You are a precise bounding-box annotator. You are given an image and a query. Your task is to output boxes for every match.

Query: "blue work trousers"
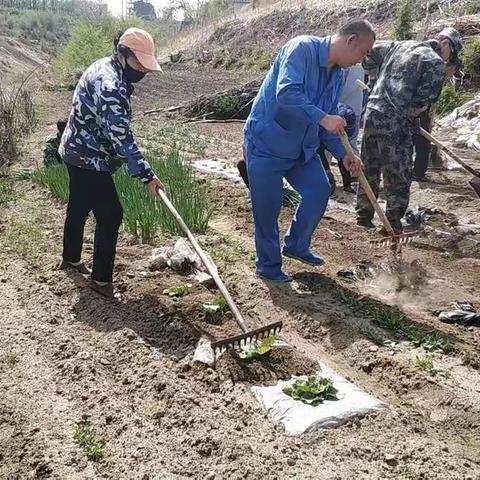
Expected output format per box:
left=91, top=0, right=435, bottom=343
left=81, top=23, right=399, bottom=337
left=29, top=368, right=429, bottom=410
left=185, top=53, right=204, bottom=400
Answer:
left=245, top=143, right=330, bottom=278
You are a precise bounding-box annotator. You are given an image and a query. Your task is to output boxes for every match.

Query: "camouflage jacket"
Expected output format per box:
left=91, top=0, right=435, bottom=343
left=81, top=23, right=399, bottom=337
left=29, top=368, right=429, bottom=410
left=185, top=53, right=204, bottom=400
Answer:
left=60, top=56, right=153, bottom=183
left=362, top=40, right=445, bottom=122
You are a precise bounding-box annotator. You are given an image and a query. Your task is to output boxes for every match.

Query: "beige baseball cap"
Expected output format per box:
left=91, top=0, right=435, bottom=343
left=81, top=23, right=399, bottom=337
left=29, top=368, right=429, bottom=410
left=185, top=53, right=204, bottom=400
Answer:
left=119, top=28, right=161, bottom=72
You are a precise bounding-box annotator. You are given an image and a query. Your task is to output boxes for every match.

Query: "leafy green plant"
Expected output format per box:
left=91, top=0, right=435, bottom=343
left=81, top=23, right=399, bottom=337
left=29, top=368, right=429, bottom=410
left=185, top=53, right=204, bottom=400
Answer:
left=336, top=289, right=455, bottom=353
left=415, top=354, right=436, bottom=374
left=203, top=297, right=227, bottom=321
left=32, top=163, right=69, bottom=202
left=239, top=335, right=277, bottom=360
left=74, top=421, right=105, bottom=463
left=163, top=284, right=190, bottom=297
left=394, top=0, right=414, bottom=40
left=436, top=85, right=474, bottom=116
left=283, top=374, right=339, bottom=406
left=462, top=38, right=480, bottom=78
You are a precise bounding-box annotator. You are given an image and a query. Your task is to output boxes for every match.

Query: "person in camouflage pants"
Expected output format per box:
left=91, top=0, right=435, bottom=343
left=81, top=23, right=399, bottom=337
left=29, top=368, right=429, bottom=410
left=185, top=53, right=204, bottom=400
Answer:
left=357, top=28, right=463, bottom=232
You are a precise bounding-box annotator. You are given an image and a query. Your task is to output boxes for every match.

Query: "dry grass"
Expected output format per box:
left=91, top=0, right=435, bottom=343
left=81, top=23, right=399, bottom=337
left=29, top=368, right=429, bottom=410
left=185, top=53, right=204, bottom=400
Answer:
left=0, top=75, right=36, bottom=167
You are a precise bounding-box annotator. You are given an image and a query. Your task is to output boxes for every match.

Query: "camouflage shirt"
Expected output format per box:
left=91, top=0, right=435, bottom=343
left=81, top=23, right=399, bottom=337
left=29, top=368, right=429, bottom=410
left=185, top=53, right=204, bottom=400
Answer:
left=362, top=40, right=445, bottom=121
left=60, top=56, right=153, bottom=183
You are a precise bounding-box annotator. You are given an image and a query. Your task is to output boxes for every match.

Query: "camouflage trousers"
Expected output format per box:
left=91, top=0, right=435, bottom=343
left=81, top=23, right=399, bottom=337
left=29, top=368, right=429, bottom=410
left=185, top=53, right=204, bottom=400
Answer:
left=356, top=109, right=414, bottom=231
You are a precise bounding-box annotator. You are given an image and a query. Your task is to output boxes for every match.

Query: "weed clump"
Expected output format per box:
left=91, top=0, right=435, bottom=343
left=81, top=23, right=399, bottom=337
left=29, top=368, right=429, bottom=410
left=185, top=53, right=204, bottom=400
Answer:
left=74, top=421, right=105, bottom=463
left=437, top=85, right=475, bottom=116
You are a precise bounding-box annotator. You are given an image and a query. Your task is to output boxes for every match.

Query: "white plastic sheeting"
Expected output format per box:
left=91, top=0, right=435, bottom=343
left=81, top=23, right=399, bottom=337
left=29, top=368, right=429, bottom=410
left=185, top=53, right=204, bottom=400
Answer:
left=251, top=364, right=386, bottom=435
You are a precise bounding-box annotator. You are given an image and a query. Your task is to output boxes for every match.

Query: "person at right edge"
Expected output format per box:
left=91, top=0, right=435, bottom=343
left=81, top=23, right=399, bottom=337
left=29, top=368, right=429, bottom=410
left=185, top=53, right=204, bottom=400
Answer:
left=356, top=27, right=463, bottom=233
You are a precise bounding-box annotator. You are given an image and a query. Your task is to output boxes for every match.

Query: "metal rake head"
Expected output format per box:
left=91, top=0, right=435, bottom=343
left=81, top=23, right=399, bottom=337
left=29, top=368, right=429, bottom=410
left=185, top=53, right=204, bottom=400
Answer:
left=370, top=231, right=420, bottom=249
left=211, top=321, right=283, bottom=356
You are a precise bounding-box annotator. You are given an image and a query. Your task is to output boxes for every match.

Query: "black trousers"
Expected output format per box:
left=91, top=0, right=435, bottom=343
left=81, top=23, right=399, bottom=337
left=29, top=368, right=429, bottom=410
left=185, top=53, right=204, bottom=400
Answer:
left=412, top=110, right=432, bottom=179
left=63, top=163, right=123, bottom=283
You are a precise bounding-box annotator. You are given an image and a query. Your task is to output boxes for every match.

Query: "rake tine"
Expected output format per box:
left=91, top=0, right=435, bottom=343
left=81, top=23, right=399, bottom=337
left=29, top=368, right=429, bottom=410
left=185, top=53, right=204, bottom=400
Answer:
left=211, top=321, right=283, bottom=354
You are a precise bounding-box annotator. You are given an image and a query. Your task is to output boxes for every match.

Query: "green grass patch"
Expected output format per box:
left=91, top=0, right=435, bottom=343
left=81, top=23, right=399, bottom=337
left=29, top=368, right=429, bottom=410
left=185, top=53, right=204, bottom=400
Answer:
left=74, top=421, right=105, bottom=463
left=5, top=219, right=45, bottom=261
left=32, top=163, right=69, bottom=202
left=394, top=0, right=414, bottom=40
left=336, top=289, right=455, bottom=353
left=200, top=234, right=250, bottom=264
left=0, top=9, right=72, bottom=55
left=0, top=171, right=16, bottom=206
left=33, top=147, right=212, bottom=243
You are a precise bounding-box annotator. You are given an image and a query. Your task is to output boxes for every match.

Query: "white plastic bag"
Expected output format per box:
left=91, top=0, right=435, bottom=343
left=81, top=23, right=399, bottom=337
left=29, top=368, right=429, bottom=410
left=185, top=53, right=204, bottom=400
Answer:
left=251, top=363, right=386, bottom=435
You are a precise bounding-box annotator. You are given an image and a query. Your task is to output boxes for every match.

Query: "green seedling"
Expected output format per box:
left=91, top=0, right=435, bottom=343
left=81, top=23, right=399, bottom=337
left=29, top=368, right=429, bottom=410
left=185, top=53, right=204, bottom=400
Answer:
left=163, top=284, right=190, bottom=297
left=239, top=335, right=277, bottom=360
left=415, top=355, right=437, bottom=375
left=203, top=297, right=227, bottom=321
left=283, top=374, right=339, bottom=406
left=74, top=421, right=105, bottom=463
left=415, top=355, right=452, bottom=379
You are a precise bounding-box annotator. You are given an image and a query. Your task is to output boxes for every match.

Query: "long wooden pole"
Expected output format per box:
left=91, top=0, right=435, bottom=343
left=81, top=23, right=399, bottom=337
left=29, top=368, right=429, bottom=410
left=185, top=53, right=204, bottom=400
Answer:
left=156, top=188, right=249, bottom=333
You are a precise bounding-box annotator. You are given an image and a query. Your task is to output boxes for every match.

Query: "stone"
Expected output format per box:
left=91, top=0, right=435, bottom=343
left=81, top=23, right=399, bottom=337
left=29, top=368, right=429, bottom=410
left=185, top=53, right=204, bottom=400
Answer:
left=384, top=454, right=397, bottom=466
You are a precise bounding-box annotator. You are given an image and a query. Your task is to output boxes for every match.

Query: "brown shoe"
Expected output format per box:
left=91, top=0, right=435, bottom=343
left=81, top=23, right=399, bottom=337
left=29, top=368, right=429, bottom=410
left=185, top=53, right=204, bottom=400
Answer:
left=59, top=260, right=91, bottom=275
left=88, top=280, right=117, bottom=299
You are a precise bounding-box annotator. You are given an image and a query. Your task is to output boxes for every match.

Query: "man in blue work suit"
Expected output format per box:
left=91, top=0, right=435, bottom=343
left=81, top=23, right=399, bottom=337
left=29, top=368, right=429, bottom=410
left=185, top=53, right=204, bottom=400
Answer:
left=244, top=20, right=375, bottom=282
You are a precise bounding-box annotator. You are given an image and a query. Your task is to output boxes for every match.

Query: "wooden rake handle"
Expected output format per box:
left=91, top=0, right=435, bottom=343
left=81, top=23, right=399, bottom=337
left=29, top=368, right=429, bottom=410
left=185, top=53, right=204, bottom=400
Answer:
left=419, top=128, right=480, bottom=178
left=156, top=188, right=249, bottom=333
left=338, top=131, right=396, bottom=237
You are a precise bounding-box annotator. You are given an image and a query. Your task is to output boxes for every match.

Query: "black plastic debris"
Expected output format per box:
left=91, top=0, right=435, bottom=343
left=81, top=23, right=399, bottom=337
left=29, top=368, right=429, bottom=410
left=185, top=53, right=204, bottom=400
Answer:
left=404, top=206, right=443, bottom=227
left=438, top=302, right=480, bottom=326
left=337, top=260, right=377, bottom=282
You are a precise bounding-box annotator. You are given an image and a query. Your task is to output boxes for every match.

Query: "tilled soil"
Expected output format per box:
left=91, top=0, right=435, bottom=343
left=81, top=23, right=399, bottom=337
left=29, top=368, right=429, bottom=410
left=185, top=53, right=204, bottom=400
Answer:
left=1, top=64, right=480, bottom=480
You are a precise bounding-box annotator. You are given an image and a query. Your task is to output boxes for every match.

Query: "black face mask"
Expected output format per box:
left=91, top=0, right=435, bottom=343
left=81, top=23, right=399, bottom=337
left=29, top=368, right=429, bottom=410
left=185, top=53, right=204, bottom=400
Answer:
left=123, top=62, right=146, bottom=83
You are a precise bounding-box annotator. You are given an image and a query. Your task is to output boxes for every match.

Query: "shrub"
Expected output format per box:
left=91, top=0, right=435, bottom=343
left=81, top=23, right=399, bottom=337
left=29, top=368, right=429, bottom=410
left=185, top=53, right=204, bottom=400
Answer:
left=462, top=38, right=480, bottom=78
left=0, top=82, right=36, bottom=167
left=213, top=95, right=242, bottom=118
left=394, top=0, right=414, bottom=41
left=436, top=84, right=474, bottom=116
left=56, top=15, right=163, bottom=76
left=464, top=0, right=480, bottom=14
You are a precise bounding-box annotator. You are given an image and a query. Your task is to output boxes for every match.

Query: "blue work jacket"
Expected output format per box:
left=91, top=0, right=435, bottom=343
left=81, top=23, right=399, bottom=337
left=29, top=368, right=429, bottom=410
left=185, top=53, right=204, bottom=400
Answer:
left=244, top=35, right=346, bottom=162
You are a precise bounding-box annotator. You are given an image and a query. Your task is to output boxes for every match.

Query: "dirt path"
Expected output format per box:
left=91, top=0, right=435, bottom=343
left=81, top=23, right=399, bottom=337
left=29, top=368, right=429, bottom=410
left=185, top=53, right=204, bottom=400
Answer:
left=1, top=64, right=480, bottom=479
